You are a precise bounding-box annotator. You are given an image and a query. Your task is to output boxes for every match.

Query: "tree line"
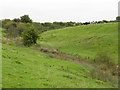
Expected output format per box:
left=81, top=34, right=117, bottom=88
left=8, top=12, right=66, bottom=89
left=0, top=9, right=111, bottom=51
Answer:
left=1, top=15, right=118, bottom=46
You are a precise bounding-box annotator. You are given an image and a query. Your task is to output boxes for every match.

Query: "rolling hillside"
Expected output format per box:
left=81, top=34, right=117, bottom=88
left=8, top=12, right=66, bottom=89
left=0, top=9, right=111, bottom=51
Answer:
left=39, top=23, right=118, bottom=65
left=2, top=44, right=113, bottom=88
left=2, top=23, right=118, bottom=88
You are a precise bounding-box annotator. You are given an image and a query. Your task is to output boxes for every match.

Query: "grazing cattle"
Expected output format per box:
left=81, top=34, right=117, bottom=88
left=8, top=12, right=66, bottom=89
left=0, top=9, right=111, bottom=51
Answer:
left=90, top=21, right=96, bottom=24
left=82, top=20, right=109, bottom=25
left=90, top=21, right=100, bottom=24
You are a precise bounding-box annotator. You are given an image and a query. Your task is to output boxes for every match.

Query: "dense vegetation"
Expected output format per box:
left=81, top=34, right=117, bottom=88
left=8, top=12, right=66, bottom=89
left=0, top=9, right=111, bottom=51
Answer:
left=2, top=15, right=82, bottom=38
left=2, top=15, right=116, bottom=38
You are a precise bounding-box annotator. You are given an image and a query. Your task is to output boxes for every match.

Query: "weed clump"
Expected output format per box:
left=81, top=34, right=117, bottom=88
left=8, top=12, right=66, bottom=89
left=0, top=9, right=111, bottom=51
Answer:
left=94, top=51, right=113, bottom=65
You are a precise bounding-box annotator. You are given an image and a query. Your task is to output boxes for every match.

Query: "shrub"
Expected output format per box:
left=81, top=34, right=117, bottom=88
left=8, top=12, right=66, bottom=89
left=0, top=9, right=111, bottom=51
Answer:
left=2, top=19, right=11, bottom=28
left=3, top=21, right=18, bottom=37
left=16, top=23, right=28, bottom=36
left=22, top=27, right=39, bottom=46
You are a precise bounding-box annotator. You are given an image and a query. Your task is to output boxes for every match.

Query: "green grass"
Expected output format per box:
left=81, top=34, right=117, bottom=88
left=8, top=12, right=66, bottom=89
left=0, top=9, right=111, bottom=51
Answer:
left=2, top=23, right=118, bottom=88
left=2, top=44, right=114, bottom=88
left=0, top=28, right=2, bottom=89
left=39, top=23, right=118, bottom=64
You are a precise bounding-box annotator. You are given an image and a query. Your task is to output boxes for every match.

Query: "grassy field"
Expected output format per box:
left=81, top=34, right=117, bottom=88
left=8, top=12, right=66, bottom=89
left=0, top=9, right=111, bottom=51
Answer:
left=2, top=44, right=114, bottom=88
left=39, top=23, right=118, bottom=65
left=0, top=28, right=2, bottom=89
left=2, top=23, right=118, bottom=88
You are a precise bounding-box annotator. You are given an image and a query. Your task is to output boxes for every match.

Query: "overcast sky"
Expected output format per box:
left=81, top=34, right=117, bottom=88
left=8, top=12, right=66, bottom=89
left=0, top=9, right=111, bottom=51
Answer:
left=0, top=0, right=119, bottom=22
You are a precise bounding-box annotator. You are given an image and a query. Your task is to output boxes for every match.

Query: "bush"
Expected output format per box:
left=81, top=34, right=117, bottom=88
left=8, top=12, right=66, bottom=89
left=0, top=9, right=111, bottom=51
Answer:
left=3, top=21, right=19, bottom=37
left=16, top=23, right=29, bottom=36
left=22, top=27, right=39, bottom=46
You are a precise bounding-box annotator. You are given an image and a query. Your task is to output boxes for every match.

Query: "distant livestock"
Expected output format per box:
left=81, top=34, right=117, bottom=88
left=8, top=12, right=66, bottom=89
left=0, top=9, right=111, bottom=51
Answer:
left=83, top=20, right=109, bottom=25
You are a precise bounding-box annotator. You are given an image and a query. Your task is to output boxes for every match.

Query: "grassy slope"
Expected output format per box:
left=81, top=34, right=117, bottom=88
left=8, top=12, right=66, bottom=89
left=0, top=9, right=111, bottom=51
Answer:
left=0, top=28, right=2, bottom=89
left=2, top=44, right=113, bottom=88
left=39, top=23, right=118, bottom=64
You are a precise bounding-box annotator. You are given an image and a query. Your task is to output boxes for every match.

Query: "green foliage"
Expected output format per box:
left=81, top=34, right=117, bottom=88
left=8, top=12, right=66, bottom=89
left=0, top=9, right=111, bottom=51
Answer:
left=20, top=15, right=32, bottom=23
left=0, top=20, right=2, bottom=28
left=13, top=18, right=21, bottom=22
left=2, top=18, right=82, bottom=38
left=2, top=19, right=31, bottom=37
left=102, top=20, right=109, bottom=23
left=116, top=16, right=120, bottom=21
left=2, top=19, right=11, bottom=28
left=66, top=21, right=75, bottom=26
left=2, top=15, right=115, bottom=39
left=22, top=27, right=39, bottom=46
left=32, top=22, right=45, bottom=33
left=16, top=23, right=27, bottom=36
left=3, top=21, right=18, bottom=37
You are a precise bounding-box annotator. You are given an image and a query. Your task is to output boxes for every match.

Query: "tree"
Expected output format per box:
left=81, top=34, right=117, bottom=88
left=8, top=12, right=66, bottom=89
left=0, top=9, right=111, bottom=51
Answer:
left=13, top=18, right=21, bottom=22
left=20, top=15, right=32, bottom=23
left=22, top=27, right=39, bottom=46
left=102, top=20, right=109, bottom=23
left=116, top=16, right=120, bottom=21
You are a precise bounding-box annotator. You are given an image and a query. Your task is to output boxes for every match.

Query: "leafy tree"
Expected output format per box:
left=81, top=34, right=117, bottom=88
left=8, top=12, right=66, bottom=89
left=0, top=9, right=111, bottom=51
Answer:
left=116, top=16, right=120, bottom=21
left=22, top=27, right=39, bottom=46
left=20, top=15, right=32, bottom=23
left=13, top=18, right=21, bottom=22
